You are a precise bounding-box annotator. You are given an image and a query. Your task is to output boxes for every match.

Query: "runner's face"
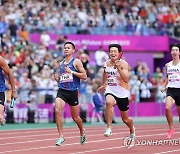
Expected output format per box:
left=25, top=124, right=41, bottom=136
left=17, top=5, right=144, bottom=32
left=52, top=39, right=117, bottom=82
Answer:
left=171, top=46, right=180, bottom=59
left=63, top=44, right=74, bottom=56
left=109, top=47, right=119, bottom=61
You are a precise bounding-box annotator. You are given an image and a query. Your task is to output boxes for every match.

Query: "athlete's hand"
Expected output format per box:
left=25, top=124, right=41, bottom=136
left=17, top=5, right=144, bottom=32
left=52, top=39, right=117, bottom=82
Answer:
left=97, top=85, right=106, bottom=93
left=53, top=73, right=60, bottom=81
left=11, top=91, right=17, bottom=99
left=114, top=60, right=123, bottom=70
left=161, top=87, right=167, bottom=93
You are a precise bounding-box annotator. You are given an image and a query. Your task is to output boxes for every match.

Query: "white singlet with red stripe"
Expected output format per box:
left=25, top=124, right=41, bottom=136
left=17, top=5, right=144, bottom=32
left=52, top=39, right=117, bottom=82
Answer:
left=167, top=61, right=180, bottom=88
left=104, top=60, right=130, bottom=98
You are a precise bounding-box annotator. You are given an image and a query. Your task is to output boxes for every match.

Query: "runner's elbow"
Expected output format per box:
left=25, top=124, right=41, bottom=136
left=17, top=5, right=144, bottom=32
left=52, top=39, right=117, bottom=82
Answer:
left=82, top=74, right=87, bottom=80
left=123, top=78, right=129, bottom=83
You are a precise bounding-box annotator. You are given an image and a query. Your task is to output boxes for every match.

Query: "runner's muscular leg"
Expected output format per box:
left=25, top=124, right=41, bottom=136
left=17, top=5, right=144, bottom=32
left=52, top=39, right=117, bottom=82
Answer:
left=105, top=95, right=116, bottom=129
left=120, top=110, right=134, bottom=134
left=166, top=96, right=175, bottom=130
left=70, top=105, right=84, bottom=136
left=176, top=106, right=180, bottom=123
left=55, top=98, right=65, bottom=137
left=0, top=104, right=4, bottom=122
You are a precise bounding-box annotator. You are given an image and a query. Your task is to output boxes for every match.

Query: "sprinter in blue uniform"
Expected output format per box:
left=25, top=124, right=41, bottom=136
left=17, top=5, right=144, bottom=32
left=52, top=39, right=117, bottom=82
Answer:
left=0, top=56, right=17, bottom=126
left=53, top=42, right=87, bottom=146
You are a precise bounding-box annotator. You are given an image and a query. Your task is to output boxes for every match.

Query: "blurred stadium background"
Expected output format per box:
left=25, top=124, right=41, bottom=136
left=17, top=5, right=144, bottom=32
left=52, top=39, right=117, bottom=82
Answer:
left=0, top=0, right=179, bottom=124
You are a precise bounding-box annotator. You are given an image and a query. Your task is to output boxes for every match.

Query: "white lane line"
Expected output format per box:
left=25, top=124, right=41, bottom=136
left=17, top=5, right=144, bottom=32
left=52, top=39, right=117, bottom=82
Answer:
left=1, top=124, right=178, bottom=140
left=0, top=127, right=83, bottom=135
left=0, top=123, right=177, bottom=136
left=0, top=128, right=113, bottom=140
left=1, top=131, right=180, bottom=153
left=0, top=127, right=109, bottom=139
left=71, top=137, right=180, bottom=154
left=0, top=128, right=166, bottom=146
left=0, top=123, right=171, bottom=133
left=1, top=127, right=180, bottom=145
left=0, top=126, right=178, bottom=142
left=71, top=146, right=123, bottom=154
left=154, top=148, right=180, bottom=154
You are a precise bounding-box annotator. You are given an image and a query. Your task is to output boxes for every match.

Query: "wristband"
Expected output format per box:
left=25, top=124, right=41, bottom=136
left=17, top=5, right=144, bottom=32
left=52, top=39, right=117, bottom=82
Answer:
left=71, top=70, right=74, bottom=74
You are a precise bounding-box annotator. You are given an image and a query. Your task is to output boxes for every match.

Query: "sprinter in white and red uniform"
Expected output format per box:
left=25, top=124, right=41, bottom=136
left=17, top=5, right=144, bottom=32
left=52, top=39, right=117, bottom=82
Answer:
left=98, top=44, right=135, bottom=141
left=161, top=43, right=180, bottom=139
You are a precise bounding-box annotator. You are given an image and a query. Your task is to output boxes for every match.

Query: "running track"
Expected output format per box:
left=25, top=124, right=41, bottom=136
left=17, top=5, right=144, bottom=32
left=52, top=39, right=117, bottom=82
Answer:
left=0, top=123, right=180, bottom=154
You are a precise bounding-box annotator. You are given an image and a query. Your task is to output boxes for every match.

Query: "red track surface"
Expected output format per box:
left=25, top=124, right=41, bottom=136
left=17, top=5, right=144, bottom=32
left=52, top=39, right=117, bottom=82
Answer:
left=0, top=124, right=180, bottom=154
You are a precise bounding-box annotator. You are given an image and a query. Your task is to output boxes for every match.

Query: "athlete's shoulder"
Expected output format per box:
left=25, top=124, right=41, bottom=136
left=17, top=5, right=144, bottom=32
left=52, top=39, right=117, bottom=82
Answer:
left=0, top=56, right=6, bottom=64
left=120, top=59, right=128, bottom=66
left=74, top=58, right=82, bottom=64
left=0, top=56, right=4, bottom=60
left=74, top=58, right=84, bottom=67
left=165, top=61, right=172, bottom=67
left=103, top=60, right=110, bottom=67
left=59, top=59, right=64, bottom=66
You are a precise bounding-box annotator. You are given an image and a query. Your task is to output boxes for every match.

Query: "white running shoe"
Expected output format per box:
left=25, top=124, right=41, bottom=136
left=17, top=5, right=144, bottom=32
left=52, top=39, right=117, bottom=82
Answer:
left=0, top=118, right=6, bottom=126
left=104, top=128, right=112, bottom=137
left=55, top=137, right=65, bottom=146
left=129, top=126, right=136, bottom=141
left=80, top=129, right=86, bottom=145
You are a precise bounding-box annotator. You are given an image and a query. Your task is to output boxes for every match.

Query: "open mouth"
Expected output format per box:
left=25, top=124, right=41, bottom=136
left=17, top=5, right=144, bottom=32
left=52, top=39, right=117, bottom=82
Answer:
left=111, top=55, right=116, bottom=58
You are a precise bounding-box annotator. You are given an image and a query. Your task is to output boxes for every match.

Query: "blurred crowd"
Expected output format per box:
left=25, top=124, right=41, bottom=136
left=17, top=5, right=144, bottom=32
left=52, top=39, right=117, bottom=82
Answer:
left=0, top=0, right=179, bottom=36
left=0, top=0, right=173, bottom=112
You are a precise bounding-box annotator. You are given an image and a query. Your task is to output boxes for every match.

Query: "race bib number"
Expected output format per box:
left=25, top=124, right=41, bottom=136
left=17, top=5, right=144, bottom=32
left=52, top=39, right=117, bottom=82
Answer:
left=107, top=78, right=117, bottom=86
left=60, top=73, right=73, bottom=83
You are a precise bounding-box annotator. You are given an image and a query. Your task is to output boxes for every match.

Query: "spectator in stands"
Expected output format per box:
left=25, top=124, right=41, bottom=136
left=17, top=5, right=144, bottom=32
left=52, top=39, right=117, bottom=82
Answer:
left=0, top=16, right=7, bottom=46
left=153, top=67, right=163, bottom=79
left=55, top=35, right=67, bottom=57
left=156, top=76, right=166, bottom=103
left=79, top=79, right=87, bottom=112
left=174, top=18, right=180, bottom=37
left=0, top=0, right=179, bottom=36
left=78, top=51, right=90, bottom=71
left=129, top=75, right=141, bottom=103
left=85, top=77, right=93, bottom=104
left=19, top=25, right=29, bottom=45
left=91, top=84, right=105, bottom=124
left=8, top=19, right=18, bottom=44
left=40, top=31, right=50, bottom=50
left=139, top=78, right=152, bottom=102
left=133, top=59, right=142, bottom=75
left=19, top=72, right=32, bottom=104
left=137, top=62, right=150, bottom=80
left=95, top=46, right=109, bottom=73
left=150, top=76, right=158, bottom=102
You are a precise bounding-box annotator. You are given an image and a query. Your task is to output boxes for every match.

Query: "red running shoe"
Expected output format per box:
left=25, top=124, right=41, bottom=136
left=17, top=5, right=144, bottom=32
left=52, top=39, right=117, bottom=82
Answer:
left=167, top=129, right=174, bottom=139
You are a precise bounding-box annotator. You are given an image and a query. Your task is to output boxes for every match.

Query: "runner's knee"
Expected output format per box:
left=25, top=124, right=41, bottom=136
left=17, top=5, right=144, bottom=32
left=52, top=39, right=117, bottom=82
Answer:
left=72, top=116, right=80, bottom=122
left=122, top=118, right=130, bottom=124
left=55, top=108, right=62, bottom=115
left=106, top=101, right=114, bottom=108
left=166, top=106, right=172, bottom=111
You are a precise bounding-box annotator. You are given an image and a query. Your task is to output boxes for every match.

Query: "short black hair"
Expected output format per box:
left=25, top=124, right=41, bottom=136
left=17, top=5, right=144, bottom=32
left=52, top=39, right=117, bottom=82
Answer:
left=170, top=43, right=180, bottom=51
left=109, top=44, right=122, bottom=52
left=64, top=41, right=75, bottom=49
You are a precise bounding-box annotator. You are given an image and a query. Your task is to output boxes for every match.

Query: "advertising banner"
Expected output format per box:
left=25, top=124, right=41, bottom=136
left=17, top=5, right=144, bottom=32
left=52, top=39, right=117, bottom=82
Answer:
left=30, top=34, right=169, bottom=52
